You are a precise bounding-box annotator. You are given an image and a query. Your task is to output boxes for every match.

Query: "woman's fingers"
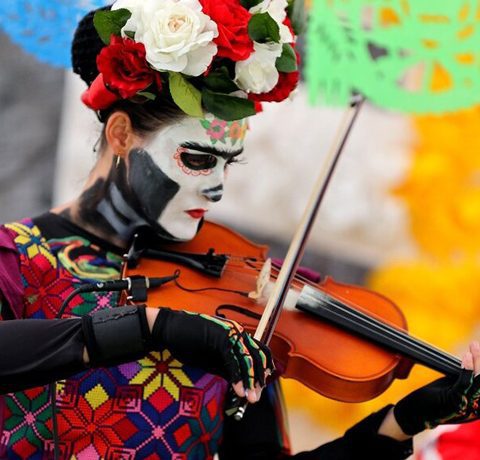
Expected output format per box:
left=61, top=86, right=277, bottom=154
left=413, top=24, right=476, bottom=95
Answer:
left=462, top=351, right=474, bottom=371
left=232, top=381, right=245, bottom=398
left=231, top=381, right=261, bottom=403
left=469, top=341, right=480, bottom=376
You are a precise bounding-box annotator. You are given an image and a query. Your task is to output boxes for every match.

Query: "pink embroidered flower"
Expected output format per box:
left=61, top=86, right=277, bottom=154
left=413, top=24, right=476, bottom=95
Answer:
left=206, top=119, right=227, bottom=140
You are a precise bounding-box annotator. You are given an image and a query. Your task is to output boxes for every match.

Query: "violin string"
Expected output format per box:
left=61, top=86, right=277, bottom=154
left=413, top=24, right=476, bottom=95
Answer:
left=325, top=299, right=460, bottom=374
left=325, top=294, right=460, bottom=369
left=309, top=288, right=459, bottom=369
left=316, top=293, right=461, bottom=373
left=226, top=257, right=319, bottom=288
left=312, top=287, right=460, bottom=367
left=269, top=266, right=318, bottom=288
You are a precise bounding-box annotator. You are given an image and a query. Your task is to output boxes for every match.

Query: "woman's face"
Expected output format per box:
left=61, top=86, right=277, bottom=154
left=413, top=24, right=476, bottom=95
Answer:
left=128, top=115, right=248, bottom=240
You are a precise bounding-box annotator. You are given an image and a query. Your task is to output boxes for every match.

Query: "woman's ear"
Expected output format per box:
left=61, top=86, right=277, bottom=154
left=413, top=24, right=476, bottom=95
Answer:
left=104, top=112, right=138, bottom=159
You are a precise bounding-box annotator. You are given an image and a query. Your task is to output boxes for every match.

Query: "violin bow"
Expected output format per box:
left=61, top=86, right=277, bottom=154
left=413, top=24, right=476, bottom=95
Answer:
left=228, top=95, right=364, bottom=420
left=255, top=94, right=365, bottom=345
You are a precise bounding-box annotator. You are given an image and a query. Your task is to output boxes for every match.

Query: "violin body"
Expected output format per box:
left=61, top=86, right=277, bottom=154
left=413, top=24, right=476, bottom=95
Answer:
left=122, top=221, right=415, bottom=403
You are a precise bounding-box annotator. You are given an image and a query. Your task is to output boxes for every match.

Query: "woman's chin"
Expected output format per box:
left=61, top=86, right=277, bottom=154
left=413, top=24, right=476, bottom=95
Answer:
left=160, top=219, right=201, bottom=242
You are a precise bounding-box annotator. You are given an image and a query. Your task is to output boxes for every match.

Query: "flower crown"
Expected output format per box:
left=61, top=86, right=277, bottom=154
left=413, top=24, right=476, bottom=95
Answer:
left=81, top=0, right=303, bottom=121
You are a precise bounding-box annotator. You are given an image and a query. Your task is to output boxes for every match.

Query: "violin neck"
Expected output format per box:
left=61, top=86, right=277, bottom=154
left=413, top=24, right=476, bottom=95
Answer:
left=296, top=285, right=462, bottom=376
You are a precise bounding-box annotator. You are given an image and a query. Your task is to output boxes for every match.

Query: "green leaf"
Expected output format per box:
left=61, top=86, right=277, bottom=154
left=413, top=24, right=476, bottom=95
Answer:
left=124, top=30, right=135, bottom=40
left=169, top=72, right=204, bottom=118
left=137, top=91, right=157, bottom=101
left=204, top=67, right=239, bottom=93
left=276, top=43, right=297, bottom=72
left=248, top=12, right=280, bottom=43
left=94, top=8, right=132, bottom=45
left=202, top=89, right=256, bottom=121
left=240, top=0, right=263, bottom=9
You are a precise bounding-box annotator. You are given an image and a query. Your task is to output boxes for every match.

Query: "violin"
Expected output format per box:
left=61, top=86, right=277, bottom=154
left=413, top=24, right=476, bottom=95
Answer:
left=121, top=220, right=462, bottom=403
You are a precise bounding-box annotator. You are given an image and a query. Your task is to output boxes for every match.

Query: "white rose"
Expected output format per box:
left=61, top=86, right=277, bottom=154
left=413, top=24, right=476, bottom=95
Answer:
left=115, top=0, right=218, bottom=76
left=250, top=0, right=293, bottom=43
left=235, top=42, right=282, bottom=94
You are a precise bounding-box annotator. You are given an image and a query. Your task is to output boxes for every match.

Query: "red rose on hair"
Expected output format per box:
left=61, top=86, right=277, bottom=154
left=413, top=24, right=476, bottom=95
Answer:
left=199, top=0, right=253, bottom=62
left=97, top=35, right=160, bottom=99
left=249, top=70, right=299, bottom=103
left=249, top=45, right=300, bottom=103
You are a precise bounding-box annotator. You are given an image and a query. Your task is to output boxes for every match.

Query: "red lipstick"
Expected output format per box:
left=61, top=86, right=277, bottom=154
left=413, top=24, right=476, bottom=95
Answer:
left=186, top=209, right=206, bottom=219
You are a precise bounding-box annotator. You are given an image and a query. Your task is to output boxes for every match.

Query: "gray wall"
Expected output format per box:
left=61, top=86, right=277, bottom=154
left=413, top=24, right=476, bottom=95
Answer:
left=0, top=32, right=64, bottom=222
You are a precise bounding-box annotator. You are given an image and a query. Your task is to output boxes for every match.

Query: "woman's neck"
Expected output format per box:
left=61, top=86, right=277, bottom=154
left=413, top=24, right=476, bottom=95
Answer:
left=51, top=156, right=147, bottom=249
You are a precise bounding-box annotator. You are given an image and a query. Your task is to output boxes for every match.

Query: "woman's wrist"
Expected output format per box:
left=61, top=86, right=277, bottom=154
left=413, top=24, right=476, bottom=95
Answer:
left=377, top=407, right=412, bottom=441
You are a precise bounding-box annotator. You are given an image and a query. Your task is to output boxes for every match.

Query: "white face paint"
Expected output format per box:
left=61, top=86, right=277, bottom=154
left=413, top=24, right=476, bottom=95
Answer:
left=139, top=115, right=248, bottom=241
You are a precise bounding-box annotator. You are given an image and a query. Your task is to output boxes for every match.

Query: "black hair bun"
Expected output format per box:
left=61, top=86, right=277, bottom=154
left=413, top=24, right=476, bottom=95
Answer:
left=71, top=6, right=111, bottom=86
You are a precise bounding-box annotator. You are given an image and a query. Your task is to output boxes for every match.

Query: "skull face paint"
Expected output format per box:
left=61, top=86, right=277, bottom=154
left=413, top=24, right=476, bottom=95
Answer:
left=130, top=115, right=248, bottom=241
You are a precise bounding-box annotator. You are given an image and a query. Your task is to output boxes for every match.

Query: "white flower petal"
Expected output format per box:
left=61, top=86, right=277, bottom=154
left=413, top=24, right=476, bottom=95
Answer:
left=235, top=43, right=280, bottom=93
left=182, top=43, right=218, bottom=75
left=114, top=0, right=218, bottom=75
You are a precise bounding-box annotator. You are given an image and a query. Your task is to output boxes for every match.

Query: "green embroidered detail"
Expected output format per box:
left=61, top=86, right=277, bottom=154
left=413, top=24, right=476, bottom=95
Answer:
left=50, top=236, right=122, bottom=282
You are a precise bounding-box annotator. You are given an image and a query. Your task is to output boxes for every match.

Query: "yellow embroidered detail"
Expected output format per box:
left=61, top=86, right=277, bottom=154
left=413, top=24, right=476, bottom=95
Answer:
left=85, top=384, right=109, bottom=410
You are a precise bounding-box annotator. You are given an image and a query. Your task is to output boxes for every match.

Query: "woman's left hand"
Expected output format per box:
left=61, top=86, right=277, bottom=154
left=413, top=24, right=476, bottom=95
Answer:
left=390, top=341, right=480, bottom=437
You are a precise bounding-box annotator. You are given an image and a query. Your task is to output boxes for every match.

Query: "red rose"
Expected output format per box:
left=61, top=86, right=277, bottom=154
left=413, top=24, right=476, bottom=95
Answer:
left=199, top=0, right=254, bottom=62
left=97, top=35, right=159, bottom=99
left=253, top=100, right=263, bottom=113
left=249, top=70, right=299, bottom=103
left=249, top=45, right=300, bottom=103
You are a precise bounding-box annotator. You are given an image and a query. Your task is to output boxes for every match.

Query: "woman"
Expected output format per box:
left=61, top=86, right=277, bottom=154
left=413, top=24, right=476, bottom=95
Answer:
left=1, top=1, right=480, bottom=458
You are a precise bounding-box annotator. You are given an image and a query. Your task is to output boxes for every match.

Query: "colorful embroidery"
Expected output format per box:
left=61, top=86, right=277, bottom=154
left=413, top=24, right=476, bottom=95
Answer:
left=0, top=219, right=227, bottom=459
left=51, top=236, right=123, bottom=283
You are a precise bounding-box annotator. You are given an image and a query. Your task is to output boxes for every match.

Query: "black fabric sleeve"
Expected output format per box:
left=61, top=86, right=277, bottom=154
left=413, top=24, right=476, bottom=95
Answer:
left=0, top=317, right=86, bottom=394
left=219, top=386, right=285, bottom=459
left=220, top=396, right=413, bottom=460
left=290, top=405, right=413, bottom=460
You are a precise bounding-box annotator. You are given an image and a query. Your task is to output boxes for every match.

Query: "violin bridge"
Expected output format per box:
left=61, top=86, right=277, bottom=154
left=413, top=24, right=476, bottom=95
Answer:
left=248, top=258, right=271, bottom=300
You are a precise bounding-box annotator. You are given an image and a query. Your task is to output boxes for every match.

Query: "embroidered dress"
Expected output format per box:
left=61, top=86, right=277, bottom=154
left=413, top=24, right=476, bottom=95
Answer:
left=0, top=216, right=227, bottom=460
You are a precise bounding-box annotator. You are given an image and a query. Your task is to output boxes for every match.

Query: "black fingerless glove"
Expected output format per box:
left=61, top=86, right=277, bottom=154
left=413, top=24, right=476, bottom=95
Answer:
left=394, top=368, right=478, bottom=436
left=151, top=308, right=273, bottom=390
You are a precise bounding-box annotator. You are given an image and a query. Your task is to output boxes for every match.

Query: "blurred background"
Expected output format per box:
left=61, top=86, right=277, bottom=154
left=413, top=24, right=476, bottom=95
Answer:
left=3, top=1, right=480, bottom=458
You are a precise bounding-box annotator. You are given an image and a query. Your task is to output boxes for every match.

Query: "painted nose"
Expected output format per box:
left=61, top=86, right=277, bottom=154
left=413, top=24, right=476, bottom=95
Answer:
left=201, top=184, right=224, bottom=202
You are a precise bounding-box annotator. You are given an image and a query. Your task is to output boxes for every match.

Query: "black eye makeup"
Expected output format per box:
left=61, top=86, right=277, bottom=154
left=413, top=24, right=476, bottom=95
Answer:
left=180, top=151, right=217, bottom=171
left=225, top=157, right=241, bottom=167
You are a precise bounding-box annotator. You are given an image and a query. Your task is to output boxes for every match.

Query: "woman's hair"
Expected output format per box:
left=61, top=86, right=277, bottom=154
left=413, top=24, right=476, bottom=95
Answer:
left=71, top=7, right=185, bottom=148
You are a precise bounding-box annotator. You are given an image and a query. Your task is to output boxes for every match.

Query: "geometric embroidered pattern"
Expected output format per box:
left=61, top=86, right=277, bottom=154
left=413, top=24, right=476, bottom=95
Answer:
left=1, top=219, right=228, bottom=459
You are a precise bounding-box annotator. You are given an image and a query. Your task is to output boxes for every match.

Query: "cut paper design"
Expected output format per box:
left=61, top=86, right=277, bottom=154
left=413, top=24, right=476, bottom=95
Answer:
left=307, top=0, right=480, bottom=113
left=0, top=0, right=108, bottom=67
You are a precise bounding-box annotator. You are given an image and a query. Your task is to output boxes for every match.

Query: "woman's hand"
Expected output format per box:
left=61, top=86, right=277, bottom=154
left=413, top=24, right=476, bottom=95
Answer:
left=380, top=341, right=480, bottom=439
left=148, top=307, right=273, bottom=403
